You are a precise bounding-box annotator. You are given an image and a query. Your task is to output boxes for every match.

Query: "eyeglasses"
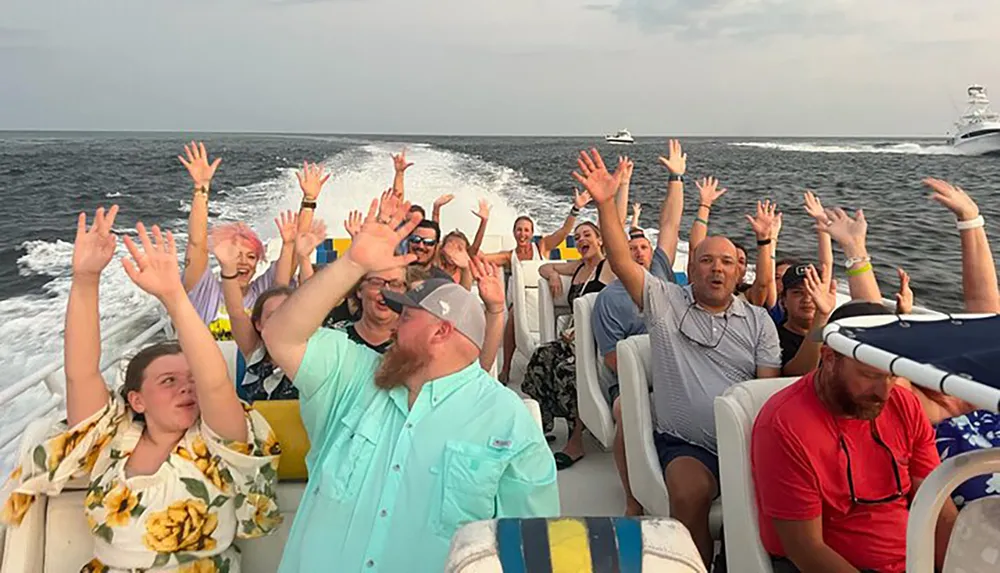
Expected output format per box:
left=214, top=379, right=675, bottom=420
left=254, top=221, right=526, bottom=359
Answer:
left=678, top=302, right=730, bottom=349
left=839, top=421, right=906, bottom=505
left=408, top=236, right=438, bottom=247
left=363, top=277, right=407, bottom=292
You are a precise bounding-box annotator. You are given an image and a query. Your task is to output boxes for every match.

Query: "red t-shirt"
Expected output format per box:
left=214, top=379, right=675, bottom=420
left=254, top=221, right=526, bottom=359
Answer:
left=751, top=372, right=939, bottom=572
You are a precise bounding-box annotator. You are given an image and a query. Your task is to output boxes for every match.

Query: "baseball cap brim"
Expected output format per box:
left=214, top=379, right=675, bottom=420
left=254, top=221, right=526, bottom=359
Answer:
left=807, top=300, right=894, bottom=342
left=381, top=289, right=421, bottom=314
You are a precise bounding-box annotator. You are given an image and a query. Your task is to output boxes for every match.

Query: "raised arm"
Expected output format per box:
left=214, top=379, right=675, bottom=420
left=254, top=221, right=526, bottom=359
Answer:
left=572, top=149, right=643, bottom=305
left=819, top=208, right=883, bottom=302
left=745, top=200, right=781, bottom=308
left=689, top=177, right=727, bottom=253
left=122, top=223, right=247, bottom=442
left=431, top=194, right=454, bottom=224
left=65, top=206, right=119, bottom=426
left=629, top=203, right=642, bottom=230
left=615, top=156, right=634, bottom=226
left=289, top=162, right=330, bottom=281
left=539, top=191, right=589, bottom=254
left=442, top=241, right=474, bottom=291
left=656, top=139, right=687, bottom=263
left=782, top=265, right=837, bottom=376
left=924, top=178, right=1000, bottom=313
left=391, top=149, right=414, bottom=200
left=273, top=210, right=298, bottom=287
left=262, top=196, right=420, bottom=379
left=467, top=200, right=490, bottom=256
left=214, top=238, right=261, bottom=359
left=803, top=191, right=834, bottom=271
left=471, top=257, right=505, bottom=371
left=179, top=142, right=221, bottom=292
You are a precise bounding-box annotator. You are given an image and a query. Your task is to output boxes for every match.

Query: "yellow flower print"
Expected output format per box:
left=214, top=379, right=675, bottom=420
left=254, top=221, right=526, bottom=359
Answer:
left=81, top=432, right=113, bottom=472
left=86, top=512, right=98, bottom=531
left=178, top=558, right=219, bottom=573
left=47, top=424, right=94, bottom=472
left=1, top=492, right=35, bottom=526
left=103, top=486, right=139, bottom=527
left=7, top=465, right=22, bottom=482
left=143, top=499, right=219, bottom=553
left=176, top=438, right=228, bottom=492
left=262, top=431, right=281, bottom=457
left=247, top=493, right=282, bottom=532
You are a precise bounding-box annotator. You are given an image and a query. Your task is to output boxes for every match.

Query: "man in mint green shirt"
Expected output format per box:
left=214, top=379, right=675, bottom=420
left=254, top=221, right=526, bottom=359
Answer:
left=262, top=198, right=559, bottom=573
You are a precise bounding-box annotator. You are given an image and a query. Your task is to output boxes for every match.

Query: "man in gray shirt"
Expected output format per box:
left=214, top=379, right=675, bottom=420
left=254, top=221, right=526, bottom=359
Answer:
left=573, top=146, right=781, bottom=568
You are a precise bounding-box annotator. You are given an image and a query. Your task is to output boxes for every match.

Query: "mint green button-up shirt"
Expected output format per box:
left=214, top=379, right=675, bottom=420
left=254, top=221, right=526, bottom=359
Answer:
left=277, top=328, right=559, bottom=573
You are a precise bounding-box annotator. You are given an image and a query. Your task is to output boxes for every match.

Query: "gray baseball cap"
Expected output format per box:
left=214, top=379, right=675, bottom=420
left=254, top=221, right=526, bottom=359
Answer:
left=381, top=278, right=486, bottom=349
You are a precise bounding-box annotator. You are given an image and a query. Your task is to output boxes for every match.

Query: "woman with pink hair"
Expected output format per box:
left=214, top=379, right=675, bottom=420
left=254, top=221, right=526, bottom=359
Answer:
left=179, top=142, right=327, bottom=340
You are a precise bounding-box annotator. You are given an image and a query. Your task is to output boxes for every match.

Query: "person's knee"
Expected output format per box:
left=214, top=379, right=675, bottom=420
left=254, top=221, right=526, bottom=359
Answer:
left=664, top=457, right=717, bottom=519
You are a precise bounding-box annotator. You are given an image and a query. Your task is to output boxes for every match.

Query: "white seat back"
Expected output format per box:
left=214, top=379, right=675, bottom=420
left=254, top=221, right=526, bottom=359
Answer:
left=713, top=376, right=799, bottom=573
left=617, top=335, right=670, bottom=517
left=477, top=235, right=507, bottom=255
left=537, top=276, right=571, bottom=345
left=522, top=398, right=543, bottom=430
left=510, top=259, right=546, bottom=360
left=574, top=293, right=614, bottom=449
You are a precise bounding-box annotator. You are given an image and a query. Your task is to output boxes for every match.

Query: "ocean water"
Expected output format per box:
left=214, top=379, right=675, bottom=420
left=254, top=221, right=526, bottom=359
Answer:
left=0, top=132, right=998, bottom=472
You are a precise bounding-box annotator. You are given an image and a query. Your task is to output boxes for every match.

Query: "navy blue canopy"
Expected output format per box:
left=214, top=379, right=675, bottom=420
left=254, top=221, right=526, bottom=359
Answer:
left=836, top=315, right=1000, bottom=393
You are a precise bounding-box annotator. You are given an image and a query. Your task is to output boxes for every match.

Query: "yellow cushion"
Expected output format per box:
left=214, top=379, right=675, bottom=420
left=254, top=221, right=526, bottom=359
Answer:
left=332, top=238, right=353, bottom=257
left=252, top=400, right=311, bottom=480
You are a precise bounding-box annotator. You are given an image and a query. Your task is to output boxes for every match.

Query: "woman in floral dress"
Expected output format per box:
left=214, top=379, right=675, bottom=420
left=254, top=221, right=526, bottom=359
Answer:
left=0, top=205, right=281, bottom=573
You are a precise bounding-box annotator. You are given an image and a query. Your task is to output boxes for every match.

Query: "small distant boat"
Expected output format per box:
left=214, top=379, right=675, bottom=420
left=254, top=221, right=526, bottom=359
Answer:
left=947, top=85, right=1000, bottom=156
left=604, top=129, right=634, bottom=145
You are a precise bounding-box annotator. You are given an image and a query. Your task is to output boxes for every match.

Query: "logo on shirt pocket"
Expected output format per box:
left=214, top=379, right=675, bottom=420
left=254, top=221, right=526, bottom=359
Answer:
left=431, top=441, right=507, bottom=539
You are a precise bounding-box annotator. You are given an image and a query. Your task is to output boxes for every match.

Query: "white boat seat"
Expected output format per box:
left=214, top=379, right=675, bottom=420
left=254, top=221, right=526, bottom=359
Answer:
left=941, top=496, right=1000, bottom=573
left=508, top=259, right=546, bottom=386
left=446, top=517, right=707, bottom=573
left=522, top=398, right=542, bottom=430
left=713, top=376, right=800, bottom=573
left=574, top=293, right=614, bottom=449
left=616, top=335, right=723, bottom=536
left=537, top=276, right=571, bottom=345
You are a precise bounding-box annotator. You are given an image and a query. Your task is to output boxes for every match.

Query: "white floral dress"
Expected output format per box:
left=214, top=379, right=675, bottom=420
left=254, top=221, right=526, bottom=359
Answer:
left=0, top=395, right=282, bottom=573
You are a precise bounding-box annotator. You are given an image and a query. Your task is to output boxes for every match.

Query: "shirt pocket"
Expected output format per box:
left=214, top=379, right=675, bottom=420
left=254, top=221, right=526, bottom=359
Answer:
left=431, top=441, right=508, bottom=538
left=317, top=405, right=379, bottom=502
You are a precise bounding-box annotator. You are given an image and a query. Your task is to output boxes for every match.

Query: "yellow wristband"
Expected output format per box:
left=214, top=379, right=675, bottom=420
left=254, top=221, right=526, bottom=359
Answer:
left=846, top=262, right=872, bottom=276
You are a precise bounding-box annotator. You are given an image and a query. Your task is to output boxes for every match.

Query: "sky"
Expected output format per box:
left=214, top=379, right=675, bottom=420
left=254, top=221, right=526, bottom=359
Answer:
left=2, top=0, right=998, bottom=136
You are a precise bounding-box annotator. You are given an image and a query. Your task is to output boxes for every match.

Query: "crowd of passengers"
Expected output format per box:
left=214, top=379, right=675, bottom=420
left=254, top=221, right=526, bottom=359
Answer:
left=1, top=140, right=998, bottom=573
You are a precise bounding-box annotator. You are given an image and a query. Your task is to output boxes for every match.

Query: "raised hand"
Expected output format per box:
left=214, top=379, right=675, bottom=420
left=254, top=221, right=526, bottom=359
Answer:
left=473, top=199, right=491, bottom=221
left=746, top=200, right=779, bottom=240
left=803, top=191, right=830, bottom=225
left=121, top=223, right=184, bottom=301
left=295, top=161, right=330, bottom=201
left=344, top=210, right=363, bottom=238
left=657, top=139, right=687, bottom=176
left=818, top=208, right=868, bottom=255
left=571, top=148, right=621, bottom=205
left=275, top=210, right=299, bottom=243
left=211, top=238, right=242, bottom=276
left=618, top=156, right=635, bottom=185
left=804, top=264, right=837, bottom=318
left=378, top=188, right=401, bottom=223
left=895, top=267, right=913, bottom=314
left=471, top=257, right=505, bottom=313
left=72, top=205, right=120, bottom=278
left=695, top=176, right=727, bottom=207
left=573, top=187, right=593, bottom=210
left=442, top=241, right=471, bottom=269
left=433, top=193, right=455, bottom=210
left=295, top=218, right=327, bottom=259
left=631, top=202, right=642, bottom=222
left=924, top=178, right=980, bottom=221
left=178, top=142, right=221, bottom=189
left=344, top=196, right=421, bottom=272
left=392, top=149, right=414, bottom=174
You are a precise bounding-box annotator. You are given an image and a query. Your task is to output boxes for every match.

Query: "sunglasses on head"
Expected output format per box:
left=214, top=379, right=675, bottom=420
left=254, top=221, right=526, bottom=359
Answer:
left=408, top=236, right=438, bottom=247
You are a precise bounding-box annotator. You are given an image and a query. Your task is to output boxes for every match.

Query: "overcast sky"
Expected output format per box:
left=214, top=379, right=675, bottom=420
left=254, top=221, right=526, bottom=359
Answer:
left=2, top=0, right=998, bottom=136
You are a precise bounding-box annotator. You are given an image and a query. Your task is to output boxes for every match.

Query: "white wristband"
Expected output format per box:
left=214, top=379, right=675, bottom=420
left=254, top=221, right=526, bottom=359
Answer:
left=956, top=215, right=985, bottom=231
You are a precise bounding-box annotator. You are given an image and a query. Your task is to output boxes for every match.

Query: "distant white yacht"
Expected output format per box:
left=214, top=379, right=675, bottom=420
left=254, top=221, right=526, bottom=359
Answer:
left=948, top=85, right=1000, bottom=155
left=604, top=129, right=634, bottom=145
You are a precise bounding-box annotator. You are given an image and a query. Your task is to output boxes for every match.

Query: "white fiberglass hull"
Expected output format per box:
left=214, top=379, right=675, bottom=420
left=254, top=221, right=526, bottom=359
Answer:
left=605, top=138, right=634, bottom=145
left=951, top=129, right=1000, bottom=156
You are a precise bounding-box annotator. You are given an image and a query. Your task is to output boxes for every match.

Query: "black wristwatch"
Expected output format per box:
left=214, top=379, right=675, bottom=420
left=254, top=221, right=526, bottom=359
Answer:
left=757, top=238, right=772, bottom=247
left=668, top=173, right=684, bottom=183
left=301, top=200, right=317, bottom=210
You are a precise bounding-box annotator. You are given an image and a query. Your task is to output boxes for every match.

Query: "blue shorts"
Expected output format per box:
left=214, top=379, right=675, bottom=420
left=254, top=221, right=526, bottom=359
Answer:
left=653, top=432, right=720, bottom=485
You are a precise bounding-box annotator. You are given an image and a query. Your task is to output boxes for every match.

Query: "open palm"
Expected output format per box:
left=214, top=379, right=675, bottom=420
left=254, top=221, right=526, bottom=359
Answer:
left=121, top=223, right=184, bottom=300
left=572, top=148, right=621, bottom=205
left=296, top=161, right=330, bottom=201
left=696, top=177, right=727, bottom=206
left=924, top=178, right=980, bottom=221
left=178, top=142, right=221, bottom=188
left=346, top=196, right=421, bottom=272
left=296, top=219, right=327, bottom=258
left=73, top=205, right=120, bottom=278
left=471, top=257, right=505, bottom=311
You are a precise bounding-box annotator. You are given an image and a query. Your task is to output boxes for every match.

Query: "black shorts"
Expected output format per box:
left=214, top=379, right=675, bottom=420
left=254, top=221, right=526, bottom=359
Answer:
left=653, top=432, right=720, bottom=486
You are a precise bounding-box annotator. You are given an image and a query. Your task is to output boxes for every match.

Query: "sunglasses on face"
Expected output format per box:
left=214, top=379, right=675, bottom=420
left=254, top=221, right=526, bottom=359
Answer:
left=408, top=236, right=438, bottom=247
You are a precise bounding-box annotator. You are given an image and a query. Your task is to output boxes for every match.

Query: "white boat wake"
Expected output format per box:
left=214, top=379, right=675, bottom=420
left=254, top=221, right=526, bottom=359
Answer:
left=730, top=141, right=962, bottom=156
